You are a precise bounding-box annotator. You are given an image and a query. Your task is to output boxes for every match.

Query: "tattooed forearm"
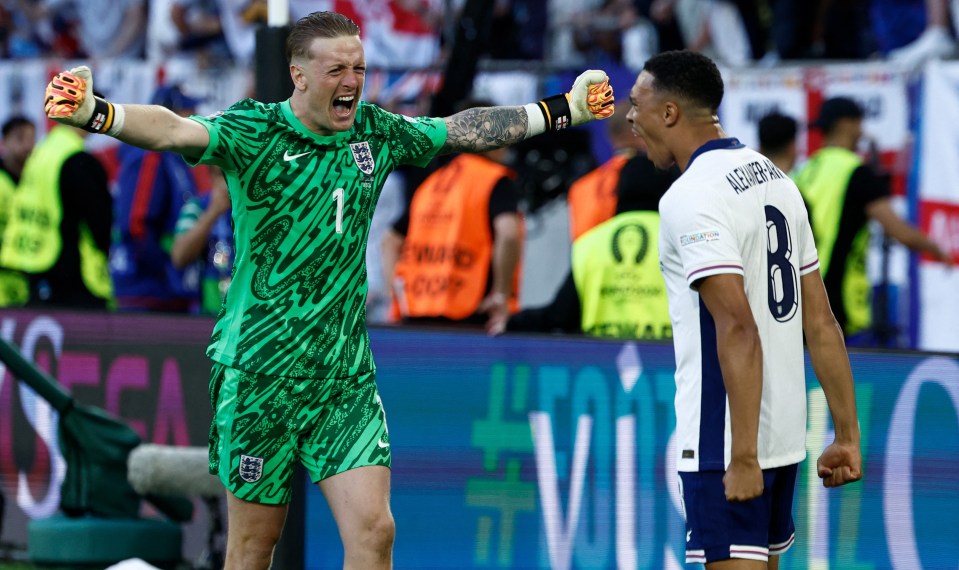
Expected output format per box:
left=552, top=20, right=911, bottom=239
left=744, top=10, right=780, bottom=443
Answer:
left=441, top=106, right=529, bottom=154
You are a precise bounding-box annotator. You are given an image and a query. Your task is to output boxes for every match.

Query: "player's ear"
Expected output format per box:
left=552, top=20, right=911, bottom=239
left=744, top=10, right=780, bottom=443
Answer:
left=290, top=64, right=307, bottom=91
left=663, top=101, right=679, bottom=127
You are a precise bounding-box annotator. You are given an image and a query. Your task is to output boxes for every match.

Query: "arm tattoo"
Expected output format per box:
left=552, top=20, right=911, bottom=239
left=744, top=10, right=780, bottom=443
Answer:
left=441, top=106, right=528, bottom=154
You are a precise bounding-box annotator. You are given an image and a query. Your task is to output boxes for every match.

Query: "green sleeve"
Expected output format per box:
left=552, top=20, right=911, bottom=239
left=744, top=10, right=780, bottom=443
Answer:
left=368, top=104, right=447, bottom=168
left=183, top=99, right=269, bottom=171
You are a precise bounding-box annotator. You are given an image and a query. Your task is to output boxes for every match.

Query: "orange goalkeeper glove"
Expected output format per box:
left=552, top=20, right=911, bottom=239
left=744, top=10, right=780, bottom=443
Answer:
left=525, top=69, right=614, bottom=137
left=44, top=66, right=125, bottom=136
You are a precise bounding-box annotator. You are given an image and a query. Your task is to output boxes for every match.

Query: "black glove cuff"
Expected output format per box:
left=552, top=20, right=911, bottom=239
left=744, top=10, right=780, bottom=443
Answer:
left=536, top=94, right=573, bottom=132
left=82, top=96, right=116, bottom=134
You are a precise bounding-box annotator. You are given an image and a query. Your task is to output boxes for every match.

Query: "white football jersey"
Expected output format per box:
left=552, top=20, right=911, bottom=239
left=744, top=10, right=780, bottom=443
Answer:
left=658, top=139, right=820, bottom=472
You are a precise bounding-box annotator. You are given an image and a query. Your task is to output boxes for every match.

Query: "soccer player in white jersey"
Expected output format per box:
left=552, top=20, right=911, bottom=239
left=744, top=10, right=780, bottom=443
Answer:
left=626, top=50, right=862, bottom=569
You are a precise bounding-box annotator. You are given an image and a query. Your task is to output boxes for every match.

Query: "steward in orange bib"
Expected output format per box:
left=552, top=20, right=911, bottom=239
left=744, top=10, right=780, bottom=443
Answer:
left=493, top=151, right=678, bottom=339
left=383, top=110, right=523, bottom=329
left=567, top=105, right=643, bottom=241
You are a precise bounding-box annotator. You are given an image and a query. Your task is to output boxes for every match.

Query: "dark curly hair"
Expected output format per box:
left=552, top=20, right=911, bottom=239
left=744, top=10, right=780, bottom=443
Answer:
left=642, top=50, right=724, bottom=114
left=758, top=112, right=798, bottom=154
left=1, top=116, right=33, bottom=138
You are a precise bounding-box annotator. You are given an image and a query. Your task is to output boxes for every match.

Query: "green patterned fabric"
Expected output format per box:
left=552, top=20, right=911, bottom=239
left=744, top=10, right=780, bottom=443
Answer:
left=187, top=99, right=446, bottom=378
left=209, top=364, right=390, bottom=503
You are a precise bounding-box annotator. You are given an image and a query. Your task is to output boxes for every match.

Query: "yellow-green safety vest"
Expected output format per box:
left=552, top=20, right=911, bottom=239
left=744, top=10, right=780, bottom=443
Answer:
left=571, top=211, right=672, bottom=340
left=793, top=146, right=871, bottom=334
left=0, top=168, right=28, bottom=306
left=0, top=126, right=112, bottom=302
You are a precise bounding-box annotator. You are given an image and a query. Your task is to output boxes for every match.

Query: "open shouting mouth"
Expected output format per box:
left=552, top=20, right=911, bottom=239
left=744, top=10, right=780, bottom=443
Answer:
left=333, top=95, right=356, bottom=118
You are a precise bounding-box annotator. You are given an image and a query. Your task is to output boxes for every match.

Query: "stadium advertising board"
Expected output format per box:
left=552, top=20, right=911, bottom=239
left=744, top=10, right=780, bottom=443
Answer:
left=0, top=309, right=216, bottom=557
left=0, top=310, right=957, bottom=569
left=307, top=329, right=959, bottom=570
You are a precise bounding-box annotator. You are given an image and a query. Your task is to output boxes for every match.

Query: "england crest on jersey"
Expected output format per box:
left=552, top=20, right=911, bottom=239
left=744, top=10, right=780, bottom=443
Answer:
left=350, top=141, right=375, bottom=174
left=239, top=454, right=264, bottom=483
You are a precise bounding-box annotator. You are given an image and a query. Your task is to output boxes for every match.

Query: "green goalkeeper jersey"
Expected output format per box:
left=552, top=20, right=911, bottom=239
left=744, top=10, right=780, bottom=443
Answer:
left=187, top=99, right=447, bottom=378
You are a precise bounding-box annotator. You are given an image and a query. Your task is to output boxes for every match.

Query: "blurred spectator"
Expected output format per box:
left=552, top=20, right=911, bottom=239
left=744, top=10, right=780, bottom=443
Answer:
left=43, top=0, right=146, bottom=58
left=885, top=0, right=958, bottom=67
left=758, top=111, right=799, bottom=174
left=0, top=115, right=33, bottom=195
left=173, top=0, right=231, bottom=65
left=147, top=0, right=230, bottom=66
left=383, top=99, right=524, bottom=331
left=573, top=0, right=648, bottom=65
left=655, top=0, right=753, bottom=66
left=487, top=0, right=547, bottom=60
left=552, top=0, right=658, bottom=67
left=567, top=105, right=640, bottom=241
left=324, top=0, right=443, bottom=68
left=146, top=0, right=180, bottom=61
left=486, top=0, right=525, bottom=60
left=872, top=0, right=932, bottom=58
left=0, top=115, right=34, bottom=306
left=493, top=149, right=678, bottom=339
left=110, top=84, right=204, bottom=313
left=548, top=0, right=604, bottom=64
left=366, top=170, right=405, bottom=324
left=729, top=0, right=768, bottom=61
left=768, top=0, right=872, bottom=60
left=0, top=124, right=113, bottom=308
left=0, top=1, right=39, bottom=57
left=640, top=0, right=687, bottom=54
left=171, top=166, right=232, bottom=315
left=793, top=96, right=952, bottom=343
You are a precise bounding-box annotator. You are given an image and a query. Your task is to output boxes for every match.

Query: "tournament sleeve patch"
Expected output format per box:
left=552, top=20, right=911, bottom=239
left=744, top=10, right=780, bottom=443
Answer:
left=680, top=230, right=721, bottom=247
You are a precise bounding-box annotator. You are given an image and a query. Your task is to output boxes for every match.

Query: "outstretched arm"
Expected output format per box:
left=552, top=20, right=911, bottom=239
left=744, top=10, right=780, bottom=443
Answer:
left=481, top=211, right=522, bottom=333
left=171, top=180, right=231, bottom=269
left=380, top=228, right=405, bottom=295
left=866, top=197, right=953, bottom=264
left=442, top=69, right=614, bottom=154
left=801, top=270, right=863, bottom=487
left=44, top=66, right=209, bottom=157
left=442, top=106, right=529, bottom=154
left=115, top=104, right=209, bottom=157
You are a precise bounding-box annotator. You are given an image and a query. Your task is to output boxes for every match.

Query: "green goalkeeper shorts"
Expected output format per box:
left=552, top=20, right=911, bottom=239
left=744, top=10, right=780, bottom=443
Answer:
left=208, top=363, right=391, bottom=504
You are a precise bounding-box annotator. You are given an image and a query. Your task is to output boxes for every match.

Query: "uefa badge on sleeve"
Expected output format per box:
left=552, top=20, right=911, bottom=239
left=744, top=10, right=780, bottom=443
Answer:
left=239, top=454, right=264, bottom=483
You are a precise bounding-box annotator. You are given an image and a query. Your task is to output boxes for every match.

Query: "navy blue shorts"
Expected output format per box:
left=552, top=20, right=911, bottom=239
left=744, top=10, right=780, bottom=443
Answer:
left=679, top=463, right=798, bottom=565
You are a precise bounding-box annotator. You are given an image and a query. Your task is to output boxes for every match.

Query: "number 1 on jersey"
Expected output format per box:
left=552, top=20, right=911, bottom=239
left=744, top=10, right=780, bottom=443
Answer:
left=333, top=187, right=344, bottom=234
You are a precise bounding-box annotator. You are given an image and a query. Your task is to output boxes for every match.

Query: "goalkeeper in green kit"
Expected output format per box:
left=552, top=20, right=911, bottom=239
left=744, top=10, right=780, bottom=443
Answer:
left=44, top=11, right=613, bottom=570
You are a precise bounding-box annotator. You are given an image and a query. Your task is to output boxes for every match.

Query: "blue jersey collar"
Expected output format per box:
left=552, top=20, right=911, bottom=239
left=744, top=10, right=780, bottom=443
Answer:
left=687, top=138, right=745, bottom=169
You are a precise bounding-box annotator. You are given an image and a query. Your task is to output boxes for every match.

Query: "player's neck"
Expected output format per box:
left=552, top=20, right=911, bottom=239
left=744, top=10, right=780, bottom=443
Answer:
left=767, top=153, right=794, bottom=174
left=1, top=155, right=21, bottom=178
left=289, top=91, right=332, bottom=136
left=823, top=134, right=857, bottom=152
left=676, top=123, right=729, bottom=172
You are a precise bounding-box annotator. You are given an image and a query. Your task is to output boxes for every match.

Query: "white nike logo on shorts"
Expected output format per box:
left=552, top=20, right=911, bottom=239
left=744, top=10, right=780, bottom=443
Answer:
left=283, top=150, right=310, bottom=161
left=377, top=438, right=390, bottom=449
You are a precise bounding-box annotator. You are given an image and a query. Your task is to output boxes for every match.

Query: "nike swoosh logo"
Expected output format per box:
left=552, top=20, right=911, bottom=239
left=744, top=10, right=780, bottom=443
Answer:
left=377, top=439, right=390, bottom=449
left=283, top=150, right=310, bottom=161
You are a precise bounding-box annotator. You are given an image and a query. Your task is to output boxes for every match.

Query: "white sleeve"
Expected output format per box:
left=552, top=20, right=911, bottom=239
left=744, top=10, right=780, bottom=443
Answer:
left=797, top=209, right=820, bottom=275
left=661, top=188, right=744, bottom=288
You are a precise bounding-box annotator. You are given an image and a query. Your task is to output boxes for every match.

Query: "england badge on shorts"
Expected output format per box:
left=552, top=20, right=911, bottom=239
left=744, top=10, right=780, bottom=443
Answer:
left=239, top=454, right=264, bottom=483
left=350, top=141, right=375, bottom=174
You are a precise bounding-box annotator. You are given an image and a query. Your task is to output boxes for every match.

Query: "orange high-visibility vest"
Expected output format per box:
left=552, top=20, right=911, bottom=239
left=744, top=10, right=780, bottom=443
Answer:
left=567, top=153, right=630, bottom=241
left=393, top=154, right=520, bottom=320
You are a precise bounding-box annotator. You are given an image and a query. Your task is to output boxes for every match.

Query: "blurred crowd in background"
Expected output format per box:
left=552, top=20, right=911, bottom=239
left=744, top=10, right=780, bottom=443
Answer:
left=1, top=0, right=959, bottom=69
left=1, top=0, right=958, bottom=352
